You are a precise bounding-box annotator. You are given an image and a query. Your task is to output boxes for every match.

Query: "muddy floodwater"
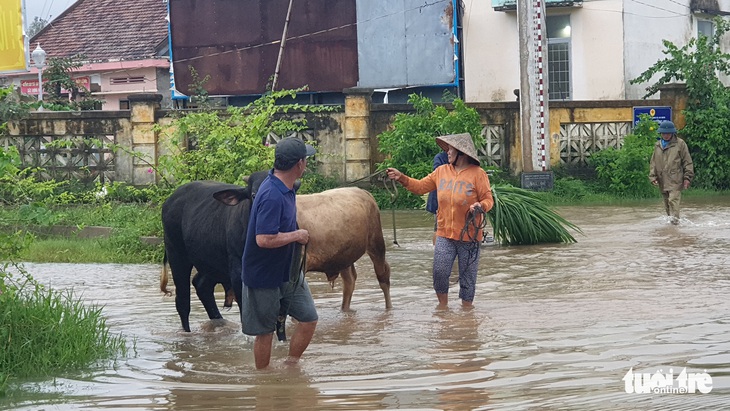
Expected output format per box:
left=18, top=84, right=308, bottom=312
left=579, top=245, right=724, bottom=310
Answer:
left=3, top=196, right=730, bottom=410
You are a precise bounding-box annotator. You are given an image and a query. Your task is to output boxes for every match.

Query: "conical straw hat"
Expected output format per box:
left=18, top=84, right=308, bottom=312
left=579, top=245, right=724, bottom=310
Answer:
left=435, top=133, right=480, bottom=165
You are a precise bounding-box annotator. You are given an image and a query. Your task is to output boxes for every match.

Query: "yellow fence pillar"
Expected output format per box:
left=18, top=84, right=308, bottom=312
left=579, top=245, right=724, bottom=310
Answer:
left=659, top=84, right=688, bottom=129
left=128, top=93, right=162, bottom=185
left=343, top=88, right=374, bottom=183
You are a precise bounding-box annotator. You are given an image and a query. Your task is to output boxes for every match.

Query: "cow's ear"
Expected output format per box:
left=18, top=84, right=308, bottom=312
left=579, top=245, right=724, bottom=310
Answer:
left=213, top=189, right=247, bottom=206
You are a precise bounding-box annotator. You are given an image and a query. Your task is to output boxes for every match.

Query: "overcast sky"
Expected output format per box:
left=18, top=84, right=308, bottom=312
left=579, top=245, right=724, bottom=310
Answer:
left=25, top=0, right=78, bottom=23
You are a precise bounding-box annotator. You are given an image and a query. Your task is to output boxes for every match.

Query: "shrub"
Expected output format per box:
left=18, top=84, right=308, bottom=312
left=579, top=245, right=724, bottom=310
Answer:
left=589, top=115, right=656, bottom=198
left=0, top=268, right=127, bottom=391
left=551, top=177, right=591, bottom=201
left=683, top=104, right=730, bottom=189
left=158, top=87, right=335, bottom=186
left=631, top=17, right=730, bottom=190
left=377, top=93, right=484, bottom=179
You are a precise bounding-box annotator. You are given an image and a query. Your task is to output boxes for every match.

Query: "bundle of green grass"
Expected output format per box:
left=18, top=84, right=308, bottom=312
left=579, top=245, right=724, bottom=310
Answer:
left=488, top=185, right=581, bottom=245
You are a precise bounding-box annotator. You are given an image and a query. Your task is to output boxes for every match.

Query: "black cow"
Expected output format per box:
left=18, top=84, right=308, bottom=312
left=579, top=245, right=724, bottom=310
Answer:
left=160, top=171, right=268, bottom=332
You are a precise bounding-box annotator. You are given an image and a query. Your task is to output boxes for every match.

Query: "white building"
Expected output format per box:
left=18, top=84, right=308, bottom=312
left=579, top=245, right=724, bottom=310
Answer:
left=463, top=0, right=730, bottom=102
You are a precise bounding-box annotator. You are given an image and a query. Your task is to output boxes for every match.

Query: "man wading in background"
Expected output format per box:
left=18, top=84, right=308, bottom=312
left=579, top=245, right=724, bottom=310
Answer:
left=649, top=120, right=694, bottom=225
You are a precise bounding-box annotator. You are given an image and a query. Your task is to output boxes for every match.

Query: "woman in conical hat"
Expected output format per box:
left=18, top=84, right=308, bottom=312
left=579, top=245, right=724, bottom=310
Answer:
left=387, top=133, right=494, bottom=309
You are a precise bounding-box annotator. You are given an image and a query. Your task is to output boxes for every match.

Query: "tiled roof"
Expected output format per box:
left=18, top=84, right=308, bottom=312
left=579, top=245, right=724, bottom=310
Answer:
left=29, top=0, right=168, bottom=62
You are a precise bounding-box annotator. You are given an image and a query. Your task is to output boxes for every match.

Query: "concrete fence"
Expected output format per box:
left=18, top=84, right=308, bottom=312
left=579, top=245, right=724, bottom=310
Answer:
left=2, top=85, right=687, bottom=186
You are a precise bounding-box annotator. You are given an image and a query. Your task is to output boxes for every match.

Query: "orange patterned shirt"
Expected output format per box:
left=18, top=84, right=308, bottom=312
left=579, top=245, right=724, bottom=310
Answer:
left=399, top=164, right=494, bottom=242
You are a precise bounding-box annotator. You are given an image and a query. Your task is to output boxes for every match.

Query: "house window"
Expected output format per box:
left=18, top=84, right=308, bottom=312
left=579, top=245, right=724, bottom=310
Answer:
left=547, top=15, right=571, bottom=100
left=119, top=100, right=130, bottom=110
left=110, top=76, right=146, bottom=85
left=698, top=20, right=714, bottom=38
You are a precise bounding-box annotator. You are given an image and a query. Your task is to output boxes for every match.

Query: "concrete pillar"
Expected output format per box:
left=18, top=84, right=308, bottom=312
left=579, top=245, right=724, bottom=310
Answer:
left=517, top=0, right=549, bottom=174
left=517, top=0, right=554, bottom=190
left=128, top=93, right=162, bottom=185
left=343, top=88, right=374, bottom=183
left=659, top=83, right=688, bottom=129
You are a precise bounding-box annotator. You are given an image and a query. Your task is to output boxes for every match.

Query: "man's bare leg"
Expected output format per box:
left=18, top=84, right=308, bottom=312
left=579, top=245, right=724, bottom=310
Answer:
left=285, top=320, right=317, bottom=365
left=254, top=333, right=274, bottom=370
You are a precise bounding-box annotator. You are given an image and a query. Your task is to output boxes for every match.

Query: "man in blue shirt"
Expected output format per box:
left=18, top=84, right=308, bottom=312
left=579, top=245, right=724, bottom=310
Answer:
left=242, top=137, right=318, bottom=369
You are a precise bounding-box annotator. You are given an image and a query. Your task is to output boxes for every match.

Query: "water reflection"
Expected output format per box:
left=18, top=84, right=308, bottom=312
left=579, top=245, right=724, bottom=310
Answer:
left=3, top=196, right=730, bottom=410
left=430, top=308, right=494, bottom=410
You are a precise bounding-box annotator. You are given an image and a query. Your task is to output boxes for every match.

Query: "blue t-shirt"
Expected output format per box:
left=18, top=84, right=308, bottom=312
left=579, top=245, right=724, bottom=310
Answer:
left=241, top=171, right=298, bottom=289
left=426, top=151, right=449, bottom=214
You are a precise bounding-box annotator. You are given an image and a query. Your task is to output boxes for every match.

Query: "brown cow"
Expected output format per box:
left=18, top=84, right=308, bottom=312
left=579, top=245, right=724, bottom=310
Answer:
left=296, top=187, right=392, bottom=310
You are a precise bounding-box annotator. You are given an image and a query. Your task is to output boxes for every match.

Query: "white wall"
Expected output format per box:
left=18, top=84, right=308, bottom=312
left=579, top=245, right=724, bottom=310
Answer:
left=569, top=1, right=624, bottom=100
left=98, top=67, right=161, bottom=110
left=464, top=1, right=627, bottom=102
left=623, top=0, right=693, bottom=99
left=463, top=2, right=521, bottom=102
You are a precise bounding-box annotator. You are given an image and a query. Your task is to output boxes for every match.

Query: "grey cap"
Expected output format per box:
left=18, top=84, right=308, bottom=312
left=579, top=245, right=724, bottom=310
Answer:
left=275, top=137, right=316, bottom=164
left=657, top=121, right=677, bottom=134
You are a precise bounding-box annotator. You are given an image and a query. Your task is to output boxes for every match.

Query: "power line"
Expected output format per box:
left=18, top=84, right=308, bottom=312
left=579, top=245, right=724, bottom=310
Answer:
left=627, top=0, right=690, bottom=17
left=666, top=0, right=691, bottom=10
left=43, top=0, right=56, bottom=20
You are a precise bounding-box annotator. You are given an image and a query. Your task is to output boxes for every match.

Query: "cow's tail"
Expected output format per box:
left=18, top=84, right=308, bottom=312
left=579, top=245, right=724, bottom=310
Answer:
left=160, top=251, right=172, bottom=296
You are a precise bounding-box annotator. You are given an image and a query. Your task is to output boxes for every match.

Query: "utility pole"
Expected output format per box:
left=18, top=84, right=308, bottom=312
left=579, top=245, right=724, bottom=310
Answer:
left=517, top=0, right=551, bottom=189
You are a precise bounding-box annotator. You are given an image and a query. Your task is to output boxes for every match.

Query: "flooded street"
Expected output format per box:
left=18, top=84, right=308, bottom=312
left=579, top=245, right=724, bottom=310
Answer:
left=3, top=196, right=730, bottom=410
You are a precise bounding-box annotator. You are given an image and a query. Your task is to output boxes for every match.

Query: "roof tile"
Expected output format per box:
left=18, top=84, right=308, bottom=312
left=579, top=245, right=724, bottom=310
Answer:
left=30, top=0, right=168, bottom=62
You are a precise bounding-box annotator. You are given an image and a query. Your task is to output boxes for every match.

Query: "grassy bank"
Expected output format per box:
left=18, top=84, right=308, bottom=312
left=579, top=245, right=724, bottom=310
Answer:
left=0, top=263, right=129, bottom=396
left=0, top=203, right=163, bottom=264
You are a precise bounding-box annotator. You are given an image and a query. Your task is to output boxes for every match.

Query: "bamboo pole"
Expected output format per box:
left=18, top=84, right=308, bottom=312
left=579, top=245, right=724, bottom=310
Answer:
left=272, top=0, right=295, bottom=91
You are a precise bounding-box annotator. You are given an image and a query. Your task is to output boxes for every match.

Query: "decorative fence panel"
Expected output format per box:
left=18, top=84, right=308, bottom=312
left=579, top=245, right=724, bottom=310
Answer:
left=559, top=122, right=632, bottom=166
left=479, top=124, right=505, bottom=168
left=2, top=126, right=119, bottom=184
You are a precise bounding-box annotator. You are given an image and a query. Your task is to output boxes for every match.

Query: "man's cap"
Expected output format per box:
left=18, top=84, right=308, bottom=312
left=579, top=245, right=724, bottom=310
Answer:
left=275, top=137, right=316, bottom=164
left=657, top=120, right=677, bottom=134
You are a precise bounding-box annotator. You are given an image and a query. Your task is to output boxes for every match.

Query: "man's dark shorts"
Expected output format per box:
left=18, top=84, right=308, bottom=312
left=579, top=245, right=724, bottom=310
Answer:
left=241, top=274, right=318, bottom=336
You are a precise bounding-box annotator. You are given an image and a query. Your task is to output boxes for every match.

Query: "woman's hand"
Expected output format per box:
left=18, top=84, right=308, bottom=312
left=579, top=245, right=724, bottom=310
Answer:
left=386, top=168, right=402, bottom=181
left=469, top=202, right=483, bottom=212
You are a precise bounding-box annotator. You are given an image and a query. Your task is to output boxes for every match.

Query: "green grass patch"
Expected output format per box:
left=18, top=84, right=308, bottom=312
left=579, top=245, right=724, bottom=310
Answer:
left=17, top=237, right=161, bottom=264
left=0, top=267, right=128, bottom=395
left=0, top=203, right=163, bottom=264
left=0, top=203, right=161, bottom=234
